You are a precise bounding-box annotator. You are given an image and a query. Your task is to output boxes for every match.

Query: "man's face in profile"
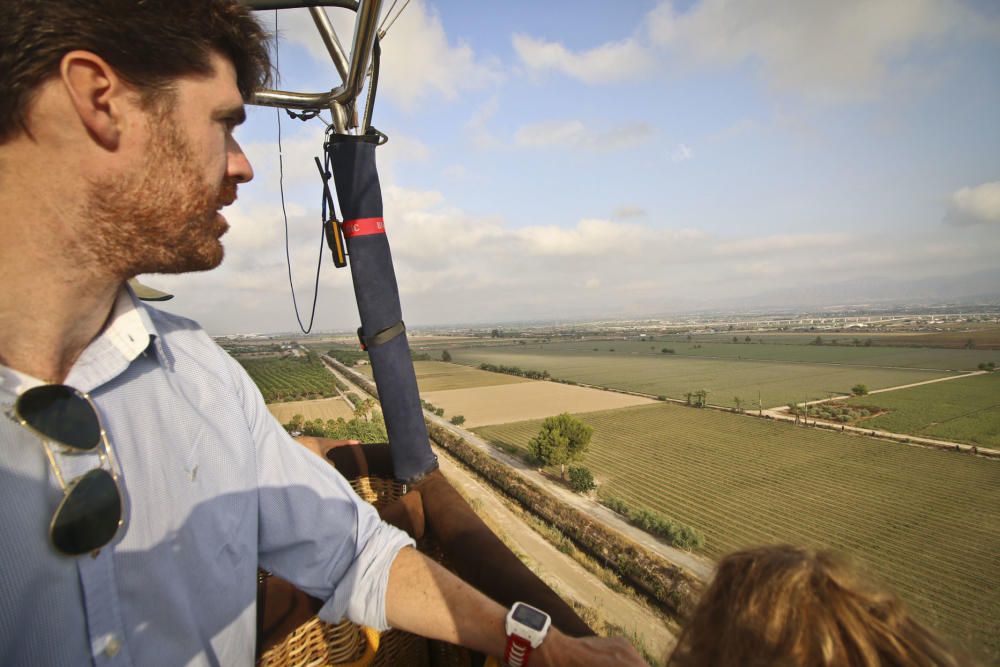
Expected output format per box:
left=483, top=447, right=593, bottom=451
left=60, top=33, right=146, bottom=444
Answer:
left=84, top=52, right=252, bottom=278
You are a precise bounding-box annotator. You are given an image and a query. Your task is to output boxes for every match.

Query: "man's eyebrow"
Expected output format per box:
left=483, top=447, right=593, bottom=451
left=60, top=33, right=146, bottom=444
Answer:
left=217, top=105, right=247, bottom=125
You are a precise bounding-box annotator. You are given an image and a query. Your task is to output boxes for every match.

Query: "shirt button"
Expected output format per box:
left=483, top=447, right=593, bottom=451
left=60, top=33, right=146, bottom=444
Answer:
left=104, top=636, right=121, bottom=658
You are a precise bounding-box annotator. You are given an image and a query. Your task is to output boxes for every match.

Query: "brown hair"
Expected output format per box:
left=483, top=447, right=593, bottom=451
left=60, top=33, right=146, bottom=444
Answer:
left=668, top=545, right=969, bottom=667
left=0, top=0, right=272, bottom=144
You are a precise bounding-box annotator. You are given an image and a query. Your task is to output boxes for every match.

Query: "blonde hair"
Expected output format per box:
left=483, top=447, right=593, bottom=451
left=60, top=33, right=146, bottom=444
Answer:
left=668, top=545, right=969, bottom=667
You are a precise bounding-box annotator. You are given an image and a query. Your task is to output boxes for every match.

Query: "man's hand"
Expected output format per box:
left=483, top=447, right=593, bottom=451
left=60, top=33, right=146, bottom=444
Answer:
left=536, top=628, right=648, bottom=667
left=385, top=548, right=650, bottom=667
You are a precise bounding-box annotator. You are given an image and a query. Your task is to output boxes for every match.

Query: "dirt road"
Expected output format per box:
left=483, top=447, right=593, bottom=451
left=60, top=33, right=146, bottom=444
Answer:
left=435, top=447, right=677, bottom=661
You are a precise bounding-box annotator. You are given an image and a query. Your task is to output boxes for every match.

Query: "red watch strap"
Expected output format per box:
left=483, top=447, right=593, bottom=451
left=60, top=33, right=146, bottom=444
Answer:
left=504, top=633, right=534, bottom=667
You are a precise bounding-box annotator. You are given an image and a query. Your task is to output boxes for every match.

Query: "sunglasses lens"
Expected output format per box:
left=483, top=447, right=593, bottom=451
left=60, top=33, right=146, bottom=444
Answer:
left=51, top=469, right=122, bottom=555
left=17, top=385, right=101, bottom=451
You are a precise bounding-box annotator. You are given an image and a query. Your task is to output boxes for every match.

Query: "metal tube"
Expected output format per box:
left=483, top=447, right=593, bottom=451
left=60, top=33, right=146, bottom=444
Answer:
left=309, top=7, right=350, bottom=83
left=252, top=88, right=343, bottom=109
left=331, top=103, right=349, bottom=134
left=248, top=0, right=382, bottom=114
left=242, top=0, right=358, bottom=10
left=343, top=0, right=382, bottom=104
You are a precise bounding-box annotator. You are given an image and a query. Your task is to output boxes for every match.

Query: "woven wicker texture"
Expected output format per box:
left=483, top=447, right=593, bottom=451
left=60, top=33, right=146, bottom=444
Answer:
left=258, top=472, right=468, bottom=666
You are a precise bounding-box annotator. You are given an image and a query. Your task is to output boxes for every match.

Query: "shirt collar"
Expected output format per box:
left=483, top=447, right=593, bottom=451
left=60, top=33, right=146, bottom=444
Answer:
left=0, top=284, right=163, bottom=398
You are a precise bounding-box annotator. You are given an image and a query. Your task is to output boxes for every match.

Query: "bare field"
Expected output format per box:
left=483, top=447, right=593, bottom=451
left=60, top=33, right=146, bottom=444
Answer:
left=267, top=397, right=355, bottom=424
left=449, top=348, right=952, bottom=409
left=421, top=381, right=656, bottom=427
left=358, top=360, right=531, bottom=392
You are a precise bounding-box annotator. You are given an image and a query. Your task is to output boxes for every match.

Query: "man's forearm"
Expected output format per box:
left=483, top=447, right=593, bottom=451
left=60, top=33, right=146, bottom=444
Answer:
left=384, top=546, right=510, bottom=658
left=383, top=547, right=647, bottom=667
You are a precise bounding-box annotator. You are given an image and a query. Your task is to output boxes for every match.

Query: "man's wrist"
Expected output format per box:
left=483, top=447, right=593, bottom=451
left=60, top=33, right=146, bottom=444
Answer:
left=530, top=627, right=569, bottom=667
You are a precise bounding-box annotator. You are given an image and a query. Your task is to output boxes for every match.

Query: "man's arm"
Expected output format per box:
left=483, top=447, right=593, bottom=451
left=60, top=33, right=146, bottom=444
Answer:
left=385, top=547, right=647, bottom=667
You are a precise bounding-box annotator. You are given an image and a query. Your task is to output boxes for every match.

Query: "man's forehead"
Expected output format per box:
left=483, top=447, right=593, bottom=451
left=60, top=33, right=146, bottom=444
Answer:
left=178, top=52, right=243, bottom=107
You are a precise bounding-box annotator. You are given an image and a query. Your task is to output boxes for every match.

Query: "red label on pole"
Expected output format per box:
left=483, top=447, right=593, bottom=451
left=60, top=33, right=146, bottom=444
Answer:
left=341, top=217, right=386, bottom=238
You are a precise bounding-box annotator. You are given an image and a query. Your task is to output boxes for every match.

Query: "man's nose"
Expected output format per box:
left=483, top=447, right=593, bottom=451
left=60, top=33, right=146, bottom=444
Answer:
left=227, top=136, right=254, bottom=184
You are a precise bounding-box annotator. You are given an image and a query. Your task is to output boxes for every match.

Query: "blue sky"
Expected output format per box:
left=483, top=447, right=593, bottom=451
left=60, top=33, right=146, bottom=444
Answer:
left=153, top=0, right=1000, bottom=334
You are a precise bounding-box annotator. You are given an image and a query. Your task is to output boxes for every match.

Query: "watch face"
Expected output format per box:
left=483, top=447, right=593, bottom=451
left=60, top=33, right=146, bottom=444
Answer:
left=512, top=604, right=548, bottom=631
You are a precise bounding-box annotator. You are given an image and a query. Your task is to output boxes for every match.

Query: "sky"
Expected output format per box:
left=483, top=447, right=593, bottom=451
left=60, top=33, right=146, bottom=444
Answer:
left=151, top=0, right=1000, bottom=335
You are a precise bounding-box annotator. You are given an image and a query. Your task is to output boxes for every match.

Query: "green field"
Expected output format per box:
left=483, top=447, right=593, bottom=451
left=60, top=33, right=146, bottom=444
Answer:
left=237, top=353, right=338, bottom=403
left=474, top=403, right=1000, bottom=659
left=449, top=347, right=953, bottom=409
left=847, top=373, right=1000, bottom=447
left=479, top=339, right=1000, bottom=371
left=356, top=360, right=531, bottom=393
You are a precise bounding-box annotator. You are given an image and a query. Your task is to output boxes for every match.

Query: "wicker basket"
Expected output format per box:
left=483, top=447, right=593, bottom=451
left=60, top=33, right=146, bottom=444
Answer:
left=258, top=471, right=463, bottom=667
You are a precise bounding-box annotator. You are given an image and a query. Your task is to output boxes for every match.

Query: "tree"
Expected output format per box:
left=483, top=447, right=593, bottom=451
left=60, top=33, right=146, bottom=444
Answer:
left=745, top=335, right=752, bottom=343
left=567, top=466, right=596, bottom=493
left=732, top=336, right=739, bottom=343
left=851, top=384, right=868, bottom=396
left=684, top=391, right=693, bottom=406
left=353, top=397, right=376, bottom=422
left=450, top=415, right=465, bottom=426
left=441, top=349, right=452, bottom=362
left=733, top=397, right=743, bottom=413
left=287, top=413, right=305, bottom=433
left=813, top=336, right=823, bottom=345
left=528, top=413, right=593, bottom=478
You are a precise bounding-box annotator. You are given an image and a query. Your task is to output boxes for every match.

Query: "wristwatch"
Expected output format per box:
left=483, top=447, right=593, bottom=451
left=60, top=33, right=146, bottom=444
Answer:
left=504, top=602, right=551, bottom=667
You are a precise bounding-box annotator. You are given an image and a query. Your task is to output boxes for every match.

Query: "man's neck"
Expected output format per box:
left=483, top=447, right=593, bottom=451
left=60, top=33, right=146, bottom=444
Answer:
left=0, top=150, right=120, bottom=384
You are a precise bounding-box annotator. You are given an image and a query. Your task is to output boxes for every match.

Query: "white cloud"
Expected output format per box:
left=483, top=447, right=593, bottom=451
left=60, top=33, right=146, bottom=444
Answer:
left=464, top=97, right=502, bottom=150
left=946, top=180, right=1000, bottom=226
left=512, top=33, right=654, bottom=84
left=613, top=205, right=647, bottom=220
left=671, top=143, right=693, bottom=162
left=646, top=0, right=966, bottom=102
left=271, top=3, right=501, bottom=112
left=515, top=219, right=651, bottom=257
left=514, top=120, right=653, bottom=151
left=715, top=234, right=851, bottom=257
left=376, top=1, right=503, bottom=109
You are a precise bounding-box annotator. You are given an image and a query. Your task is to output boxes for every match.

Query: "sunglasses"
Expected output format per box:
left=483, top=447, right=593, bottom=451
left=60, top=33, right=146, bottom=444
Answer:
left=8, top=384, right=123, bottom=556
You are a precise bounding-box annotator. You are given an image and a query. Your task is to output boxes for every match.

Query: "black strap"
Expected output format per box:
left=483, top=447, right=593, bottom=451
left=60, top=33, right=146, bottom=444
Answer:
left=357, top=321, right=405, bottom=351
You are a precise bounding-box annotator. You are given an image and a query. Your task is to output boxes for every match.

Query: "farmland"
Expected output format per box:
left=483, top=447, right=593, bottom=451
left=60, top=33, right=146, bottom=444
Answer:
left=237, top=354, right=338, bottom=403
left=467, top=339, right=1000, bottom=371
left=447, top=347, right=954, bottom=409
left=474, top=403, right=1000, bottom=659
left=846, top=372, right=1000, bottom=447
left=357, top=360, right=531, bottom=392
left=420, top=381, right=655, bottom=428
left=267, top=396, right=355, bottom=424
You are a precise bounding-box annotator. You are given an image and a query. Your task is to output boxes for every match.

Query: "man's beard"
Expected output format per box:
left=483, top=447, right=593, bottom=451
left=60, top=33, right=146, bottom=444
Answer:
left=82, top=112, right=236, bottom=279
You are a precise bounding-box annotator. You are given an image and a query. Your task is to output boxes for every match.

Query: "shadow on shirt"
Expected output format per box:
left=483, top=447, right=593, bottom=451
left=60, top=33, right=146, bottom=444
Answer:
left=0, top=465, right=375, bottom=667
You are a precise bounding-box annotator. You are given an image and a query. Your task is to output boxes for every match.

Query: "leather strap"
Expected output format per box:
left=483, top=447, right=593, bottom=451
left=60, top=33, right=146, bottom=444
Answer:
left=357, top=321, right=405, bottom=351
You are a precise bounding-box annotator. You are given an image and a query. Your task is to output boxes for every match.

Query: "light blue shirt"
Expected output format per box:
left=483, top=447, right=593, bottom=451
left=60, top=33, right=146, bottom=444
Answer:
left=0, top=287, right=414, bottom=666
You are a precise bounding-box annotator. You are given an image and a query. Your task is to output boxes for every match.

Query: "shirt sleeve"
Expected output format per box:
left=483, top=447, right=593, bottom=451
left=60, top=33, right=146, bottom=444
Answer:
left=224, top=352, right=414, bottom=631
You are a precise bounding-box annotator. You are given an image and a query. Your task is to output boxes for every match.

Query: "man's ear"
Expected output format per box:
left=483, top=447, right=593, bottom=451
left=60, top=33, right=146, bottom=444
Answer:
left=59, top=51, right=126, bottom=149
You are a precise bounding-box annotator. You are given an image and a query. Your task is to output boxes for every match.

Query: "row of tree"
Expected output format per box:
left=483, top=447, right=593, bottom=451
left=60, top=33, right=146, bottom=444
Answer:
left=479, top=363, right=550, bottom=380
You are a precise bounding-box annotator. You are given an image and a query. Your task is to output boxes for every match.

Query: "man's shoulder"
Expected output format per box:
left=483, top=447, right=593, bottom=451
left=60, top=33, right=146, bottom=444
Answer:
left=137, top=300, right=229, bottom=364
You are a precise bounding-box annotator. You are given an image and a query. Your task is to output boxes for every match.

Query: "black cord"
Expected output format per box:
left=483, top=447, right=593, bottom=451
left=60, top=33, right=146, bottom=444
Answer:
left=276, top=10, right=324, bottom=334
